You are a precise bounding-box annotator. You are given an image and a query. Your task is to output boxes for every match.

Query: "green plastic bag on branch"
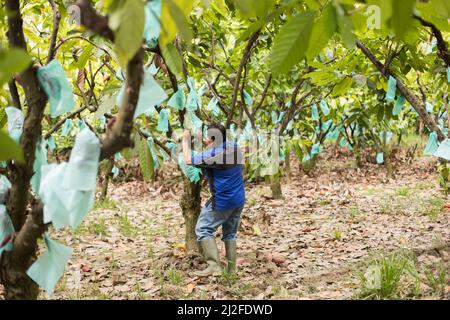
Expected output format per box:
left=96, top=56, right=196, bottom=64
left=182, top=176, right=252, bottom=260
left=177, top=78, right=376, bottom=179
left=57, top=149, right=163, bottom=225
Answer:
left=393, top=96, right=405, bottom=116
left=380, top=132, right=393, bottom=143
left=385, top=76, right=397, bottom=103
left=311, top=104, right=319, bottom=120
left=117, top=67, right=168, bottom=118
left=61, top=119, right=73, bottom=136
left=5, top=106, right=24, bottom=143
left=184, top=111, right=203, bottom=131
left=243, top=90, right=253, bottom=107
left=39, top=128, right=100, bottom=230
left=111, top=166, right=119, bottom=179
left=0, top=174, right=11, bottom=204
left=206, top=97, right=220, bottom=117
left=426, top=102, right=434, bottom=114
left=271, top=111, right=278, bottom=125
left=186, top=77, right=201, bottom=111
left=320, top=100, right=330, bottom=116
left=433, top=139, right=450, bottom=161
left=31, top=138, right=48, bottom=195
left=0, top=204, right=14, bottom=257
left=157, top=109, right=170, bottom=133
left=168, top=87, right=186, bottom=110
left=37, top=60, right=76, bottom=118
left=447, top=67, right=450, bottom=83
left=424, top=132, right=439, bottom=156
left=147, top=137, right=160, bottom=169
left=26, top=233, right=72, bottom=296
left=376, top=152, right=384, bottom=164
left=178, top=154, right=202, bottom=183
left=311, top=143, right=321, bottom=157
left=143, top=0, right=161, bottom=49
left=46, top=136, right=56, bottom=151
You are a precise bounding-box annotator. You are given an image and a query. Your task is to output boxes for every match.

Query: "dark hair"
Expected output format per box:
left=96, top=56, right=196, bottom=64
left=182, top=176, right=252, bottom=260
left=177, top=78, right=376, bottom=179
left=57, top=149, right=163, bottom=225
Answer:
left=207, top=123, right=226, bottom=146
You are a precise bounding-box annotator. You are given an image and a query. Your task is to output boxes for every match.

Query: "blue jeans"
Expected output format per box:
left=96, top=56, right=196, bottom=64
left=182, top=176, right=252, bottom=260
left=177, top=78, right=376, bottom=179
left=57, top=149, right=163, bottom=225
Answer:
left=195, top=202, right=243, bottom=241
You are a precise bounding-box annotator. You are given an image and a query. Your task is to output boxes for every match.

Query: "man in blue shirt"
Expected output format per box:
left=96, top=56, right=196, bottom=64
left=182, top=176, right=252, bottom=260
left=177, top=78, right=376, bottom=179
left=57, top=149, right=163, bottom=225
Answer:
left=182, top=123, right=245, bottom=277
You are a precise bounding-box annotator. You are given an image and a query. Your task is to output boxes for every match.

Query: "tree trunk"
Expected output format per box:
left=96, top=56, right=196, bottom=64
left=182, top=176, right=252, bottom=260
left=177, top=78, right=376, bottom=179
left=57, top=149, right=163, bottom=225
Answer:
left=180, top=178, right=201, bottom=252
left=269, top=174, right=283, bottom=199
left=100, top=156, right=114, bottom=200
left=285, top=151, right=292, bottom=180
left=1, top=252, right=39, bottom=300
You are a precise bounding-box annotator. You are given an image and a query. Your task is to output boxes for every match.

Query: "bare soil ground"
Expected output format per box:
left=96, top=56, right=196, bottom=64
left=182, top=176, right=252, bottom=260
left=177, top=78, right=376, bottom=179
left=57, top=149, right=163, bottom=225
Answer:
left=5, top=150, right=449, bottom=300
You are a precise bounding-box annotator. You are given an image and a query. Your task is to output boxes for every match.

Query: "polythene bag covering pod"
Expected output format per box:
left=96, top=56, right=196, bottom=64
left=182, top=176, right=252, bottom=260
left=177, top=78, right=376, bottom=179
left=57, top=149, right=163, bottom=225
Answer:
left=46, top=136, right=56, bottom=151
left=168, top=87, right=186, bottom=110
left=186, top=77, right=200, bottom=111
left=393, top=96, right=405, bottom=116
left=243, top=90, right=253, bottom=107
left=311, top=104, right=319, bottom=120
left=37, top=60, right=76, bottom=118
left=376, top=152, right=384, bottom=164
left=311, top=143, right=321, bottom=157
left=433, top=139, right=450, bottom=161
left=26, top=234, right=72, bottom=296
left=426, top=102, right=434, bottom=113
left=320, top=100, right=330, bottom=116
left=0, top=204, right=14, bottom=257
left=424, top=132, right=439, bottom=156
left=147, top=138, right=160, bottom=169
left=61, top=119, right=73, bottom=136
left=117, top=68, right=168, bottom=118
left=178, top=154, right=202, bottom=183
left=112, top=166, right=119, bottom=179
left=386, top=76, right=397, bottom=102
left=64, top=128, right=100, bottom=191
left=31, top=138, right=48, bottom=195
left=39, top=128, right=99, bottom=230
left=0, top=174, right=11, bottom=204
left=207, top=97, right=220, bottom=117
left=157, top=109, right=169, bottom=133
left=143, top=0, right=161, bottom=49
left=5, top=106, right=24, bottom=143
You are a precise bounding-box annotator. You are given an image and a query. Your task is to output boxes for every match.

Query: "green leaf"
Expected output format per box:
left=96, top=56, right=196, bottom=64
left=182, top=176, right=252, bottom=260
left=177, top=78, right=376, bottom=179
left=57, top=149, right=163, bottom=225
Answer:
left=392, top=0, right=415, bottom=41
left=0, top=48, right=31, bottom=85
left=94, top=94, right=117, bottom=120
left=336, top=8, right=356, bottom=49
left=108, top=0, right=145, bottom=68
left=160, top=0, right=194, bottom=46
left=138, top=138, right=153, bottom=182
left=74, top=44, right=94, bottom=69
left=271, top=11, right=316, bottom=76
left=0, top=130, right=24, bottom=163
left=211, top=0, right=228, bottom=16
left=0, top=108, right=6, bottom=129
left=331, top=77, right=354, bottom=97
left=306, top=5, right=337, bottom=60
left=160, top=43, right=183, bottom=76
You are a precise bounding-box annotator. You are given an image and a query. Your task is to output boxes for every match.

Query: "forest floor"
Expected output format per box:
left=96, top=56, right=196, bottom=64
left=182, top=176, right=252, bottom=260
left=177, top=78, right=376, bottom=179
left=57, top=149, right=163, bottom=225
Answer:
left=21, top=147, right=450, bottom=300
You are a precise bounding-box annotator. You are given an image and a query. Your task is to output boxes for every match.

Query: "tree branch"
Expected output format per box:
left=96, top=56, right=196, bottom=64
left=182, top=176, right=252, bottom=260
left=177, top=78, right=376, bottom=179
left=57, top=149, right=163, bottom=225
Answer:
left=46, top=0, right=61, bottom=64
left=99, top=48, right=145, bottom=160
left=6, top=0, right=48, bottom=230
left=414, top=14, right=450, bottom=66
left=356, top=39, right=446, bottom=141
left=226, top=30, right=260, bottom=127
left=75, top=0, right=114, bottom=41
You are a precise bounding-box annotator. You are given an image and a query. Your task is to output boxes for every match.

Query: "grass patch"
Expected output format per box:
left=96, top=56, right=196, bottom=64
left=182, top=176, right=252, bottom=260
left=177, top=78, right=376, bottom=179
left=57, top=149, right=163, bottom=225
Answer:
left=88, top=217, right=109, bottom=237
left=395, top=186, right=411, bottom=197
left=118, top=213, right=138, bottom=238
left=94, top=197, right=118, bottom=210
left=419, top=197, right=444, bottom=221
left=356, top=250, right=419, bottom=300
